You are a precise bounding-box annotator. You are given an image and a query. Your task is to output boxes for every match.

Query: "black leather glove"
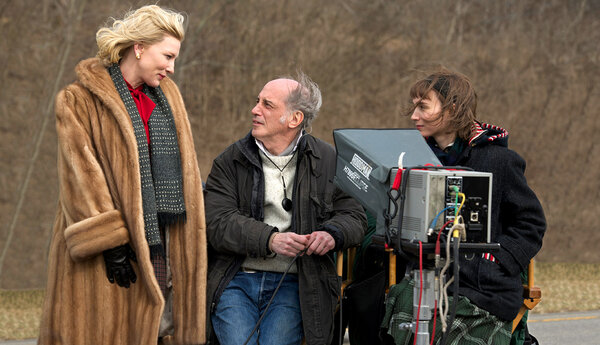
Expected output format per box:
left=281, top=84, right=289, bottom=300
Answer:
left=103, top=244, right=137, bottom=288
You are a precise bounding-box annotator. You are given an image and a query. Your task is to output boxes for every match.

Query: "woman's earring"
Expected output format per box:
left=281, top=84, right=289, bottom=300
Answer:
left=136, top=53, right=141, bottom=60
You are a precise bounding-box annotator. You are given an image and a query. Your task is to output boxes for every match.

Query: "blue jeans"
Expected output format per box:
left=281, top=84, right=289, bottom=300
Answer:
left=212, top=271, right=303, bottom=345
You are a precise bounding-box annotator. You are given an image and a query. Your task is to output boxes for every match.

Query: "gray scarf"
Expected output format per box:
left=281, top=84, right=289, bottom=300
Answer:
left=108, top=64, right=186, bottom=258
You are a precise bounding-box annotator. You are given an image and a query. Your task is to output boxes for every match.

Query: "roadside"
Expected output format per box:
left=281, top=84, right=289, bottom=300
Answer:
left=4, top=310, right=599, bottom=345
left=2, top=262, right=599, bottom=343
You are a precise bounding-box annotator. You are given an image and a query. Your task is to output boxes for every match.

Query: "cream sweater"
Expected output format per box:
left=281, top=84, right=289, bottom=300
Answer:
left=242, top=150, right=299, bottom=273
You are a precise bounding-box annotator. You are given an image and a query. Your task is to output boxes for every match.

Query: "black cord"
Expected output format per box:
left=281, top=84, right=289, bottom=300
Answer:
left=242, top=248, right=307, bottom=345
left=440, top=238, right=460, bottom=345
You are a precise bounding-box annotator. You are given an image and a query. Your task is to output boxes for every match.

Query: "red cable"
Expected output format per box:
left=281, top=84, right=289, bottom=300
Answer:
left=414, top=241, right=423, bottom=345
left=430, top=300, right=437, bottom=345
left=435, top=220, right=453, bottom=255
left=392, top=168, right=403, bottom=190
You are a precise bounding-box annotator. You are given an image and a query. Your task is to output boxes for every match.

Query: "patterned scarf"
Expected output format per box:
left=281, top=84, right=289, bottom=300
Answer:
left=108, top=64, right=186, bottom=258
left=426, top=136, right=466, bottom=166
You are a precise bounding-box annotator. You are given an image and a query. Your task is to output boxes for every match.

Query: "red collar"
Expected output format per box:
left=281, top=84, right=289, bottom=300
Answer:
left=124, top=80, right=155, bottom=144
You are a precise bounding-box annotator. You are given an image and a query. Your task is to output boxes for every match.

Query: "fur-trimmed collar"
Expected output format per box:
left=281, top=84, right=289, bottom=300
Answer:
left=74, top=58, right=177, bottom=125
left=75, top=58, right=128, bottom=118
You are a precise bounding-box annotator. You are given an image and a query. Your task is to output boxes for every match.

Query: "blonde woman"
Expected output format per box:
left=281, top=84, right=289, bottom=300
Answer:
left=39, top=5, right=207, bottom=345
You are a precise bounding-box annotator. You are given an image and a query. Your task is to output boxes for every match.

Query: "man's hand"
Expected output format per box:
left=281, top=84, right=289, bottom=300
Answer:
left=305, top=231, right=335, bottom=256
left=269, top=232, right=310, bottom=257
left=269, top=231, right=335, bottom=257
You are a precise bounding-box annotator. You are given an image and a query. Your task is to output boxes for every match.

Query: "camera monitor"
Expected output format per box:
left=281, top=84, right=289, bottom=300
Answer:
left=333, top=128, right=441, bottom=237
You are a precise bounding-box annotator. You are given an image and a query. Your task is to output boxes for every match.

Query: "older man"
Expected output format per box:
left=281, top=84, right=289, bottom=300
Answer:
left=204, top=72, right=366, bottom=345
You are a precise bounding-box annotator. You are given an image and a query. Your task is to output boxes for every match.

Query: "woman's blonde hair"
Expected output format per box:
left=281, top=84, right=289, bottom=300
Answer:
left=96, top=5, right=185, bottom=66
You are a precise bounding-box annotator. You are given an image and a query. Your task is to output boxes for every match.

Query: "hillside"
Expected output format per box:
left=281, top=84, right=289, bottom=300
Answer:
left=0, top=0, right=598, bottom=289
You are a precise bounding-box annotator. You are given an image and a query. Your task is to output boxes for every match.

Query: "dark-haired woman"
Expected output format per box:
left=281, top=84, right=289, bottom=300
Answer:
left=382, top=69, right=546, bottom=345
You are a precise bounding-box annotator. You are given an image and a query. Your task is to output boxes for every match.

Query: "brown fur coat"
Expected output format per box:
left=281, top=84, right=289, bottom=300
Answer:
left=38, top=58, right=207, bottom=345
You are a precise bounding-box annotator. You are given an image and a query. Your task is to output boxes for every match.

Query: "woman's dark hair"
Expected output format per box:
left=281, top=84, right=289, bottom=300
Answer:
left=408, top=69, right=478, bottom=141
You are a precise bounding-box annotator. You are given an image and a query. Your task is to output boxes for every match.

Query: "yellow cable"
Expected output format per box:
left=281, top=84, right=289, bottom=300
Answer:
left=454, top=193, right=466, bottom=224
left=452, top=216, right=465, bottom=239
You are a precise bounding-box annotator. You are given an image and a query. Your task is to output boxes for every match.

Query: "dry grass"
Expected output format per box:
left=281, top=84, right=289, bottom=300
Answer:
left=0, top=263, right=598, bottom=340
left=532, top=262, right=600, bottom=314
left=0, top=289, right=44, bottom=340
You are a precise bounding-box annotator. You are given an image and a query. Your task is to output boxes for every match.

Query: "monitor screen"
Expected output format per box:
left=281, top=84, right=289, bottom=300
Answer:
left=333, top=128, right=441, bottom=237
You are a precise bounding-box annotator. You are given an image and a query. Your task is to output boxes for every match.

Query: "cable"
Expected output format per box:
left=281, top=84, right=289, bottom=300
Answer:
left=453, top=186, right=459, bottom=217
left=440, top=238, right=461, bottom=345
left=438, top=228, right=454, bottom=333
left=439, top=275, right=453, bottom=333
left=433, top=219, right=451, bottom=345
left=437, top=186, right=466, bottom=345
left=242, top=248, right=307, bottom=345
left=430, top=300, right=438, bottom=345
left=435, top=219, right=454, bottom=333
left=435, top=220, right=453, bottom=253
left=454, top=193, right=466, bottom=223
left=439, top=231, right=461, bottom=345
left=429, top=206, right=455, bottom=232
left=438, top=219, right=462, bottom=334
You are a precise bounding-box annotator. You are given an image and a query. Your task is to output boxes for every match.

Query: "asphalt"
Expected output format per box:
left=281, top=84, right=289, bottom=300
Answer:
left=527, top=309, right=600, bottom=345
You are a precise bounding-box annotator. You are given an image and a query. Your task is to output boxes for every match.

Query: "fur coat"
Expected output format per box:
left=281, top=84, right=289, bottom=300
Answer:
left=38, top=58, right=207, bottom=345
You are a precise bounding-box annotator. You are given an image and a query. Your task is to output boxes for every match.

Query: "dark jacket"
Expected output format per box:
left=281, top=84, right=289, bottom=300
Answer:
left=430, top=122, right=546, bottom=321
left=204, top=131, right=367, bottom=344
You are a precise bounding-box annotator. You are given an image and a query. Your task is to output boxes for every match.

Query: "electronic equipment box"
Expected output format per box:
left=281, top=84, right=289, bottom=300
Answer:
left=333, top=128, right=442, bottom=237
left=389, top=169, right=492, bottom=244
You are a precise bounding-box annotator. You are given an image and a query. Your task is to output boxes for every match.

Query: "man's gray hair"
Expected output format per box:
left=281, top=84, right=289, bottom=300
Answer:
left=284, top=71, right=322, bottom=130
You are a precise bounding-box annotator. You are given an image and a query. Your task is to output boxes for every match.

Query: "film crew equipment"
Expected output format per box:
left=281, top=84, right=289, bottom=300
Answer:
left=333, top=128, right=500, bottom=345
left=333, top=129, right=441, bottom=242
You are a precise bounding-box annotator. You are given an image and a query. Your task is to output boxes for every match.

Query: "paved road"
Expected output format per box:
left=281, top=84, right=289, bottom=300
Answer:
left=3, top=310, right=599, bottom=345
left=528, top=310, right=600, bottom=345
